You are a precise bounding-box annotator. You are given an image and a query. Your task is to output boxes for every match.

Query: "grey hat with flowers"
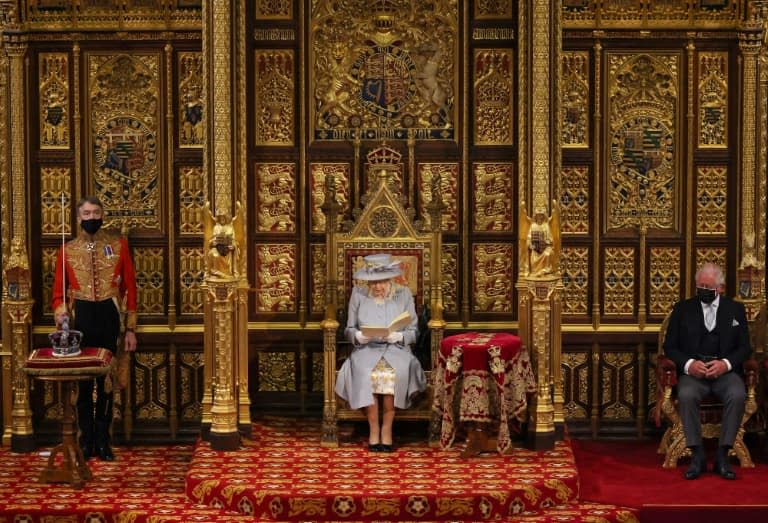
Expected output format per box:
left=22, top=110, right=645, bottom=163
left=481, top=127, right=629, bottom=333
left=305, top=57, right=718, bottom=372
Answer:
left=353, top=253, right=402, bottom=281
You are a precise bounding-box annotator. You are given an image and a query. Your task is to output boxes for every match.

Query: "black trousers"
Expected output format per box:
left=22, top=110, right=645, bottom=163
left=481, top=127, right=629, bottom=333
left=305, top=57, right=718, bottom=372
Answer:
left=678, top=372, right=746, bottom=448
left=73, top=298, right=120, bottom=448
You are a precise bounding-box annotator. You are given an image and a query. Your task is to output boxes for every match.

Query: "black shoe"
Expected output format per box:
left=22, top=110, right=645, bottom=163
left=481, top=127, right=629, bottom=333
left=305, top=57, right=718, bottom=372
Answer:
left=714, top=447, right=736, bottom=480
left=96, top=445, right=115, bottom=461
left=80, top=444, right=94, bottom=461
left=713, top=459, right=736, bottom=480
left=368, top=443, right=382, bottom=452
left=684, top=447, right=706, bottom=480
left=379, top=444, right=394, bottom=453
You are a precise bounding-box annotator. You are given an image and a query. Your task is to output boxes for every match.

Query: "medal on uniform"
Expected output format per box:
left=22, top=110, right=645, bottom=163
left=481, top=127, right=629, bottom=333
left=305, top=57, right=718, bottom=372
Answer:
left=104, top=245, right=114, bottom=258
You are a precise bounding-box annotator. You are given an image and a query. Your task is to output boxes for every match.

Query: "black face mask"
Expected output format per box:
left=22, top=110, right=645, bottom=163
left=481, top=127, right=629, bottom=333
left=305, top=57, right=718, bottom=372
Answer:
left=80, top=218, right=103, bottom=235
left=696, top=287, right=717, bottom=305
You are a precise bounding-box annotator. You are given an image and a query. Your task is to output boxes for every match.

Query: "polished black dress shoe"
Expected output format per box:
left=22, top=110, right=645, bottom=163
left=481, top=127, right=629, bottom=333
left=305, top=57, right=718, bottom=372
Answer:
left=713, top=459, right=736, bottom=480
left=368, top=443, right=382, bottom=452
left=684, top=458, right=705, bottom=480
left=96, top=445, right=115, bottom=461
left=379, top=444, right=394, bottom=453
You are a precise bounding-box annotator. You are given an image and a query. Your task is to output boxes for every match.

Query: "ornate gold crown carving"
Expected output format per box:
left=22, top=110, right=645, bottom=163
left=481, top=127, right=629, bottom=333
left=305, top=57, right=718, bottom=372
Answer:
left=366, top=142, right=402, bottom=167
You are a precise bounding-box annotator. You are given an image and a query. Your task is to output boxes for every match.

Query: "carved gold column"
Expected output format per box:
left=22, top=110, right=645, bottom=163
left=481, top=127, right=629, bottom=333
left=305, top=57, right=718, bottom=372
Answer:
left=1, top=11, right=34, bottom=450
left=207, top=278, right=240, bottom=449
left=6, top=298, right=34, bottom=452
left=201, top=0, right=247, bottom=450
left=738, top=12, right=765, bottom=298
left=426, top=175, right=446, bottom=446
left=517, top=0, right=562, bottom=449
left=320, top=175, right=341, bottom=447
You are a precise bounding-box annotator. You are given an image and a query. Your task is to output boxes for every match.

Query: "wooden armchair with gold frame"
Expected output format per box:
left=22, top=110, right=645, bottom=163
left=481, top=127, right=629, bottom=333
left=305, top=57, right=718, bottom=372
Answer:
left=319, top=143, right=445, bottom=447
left=655, top=305, right=760, bottom=469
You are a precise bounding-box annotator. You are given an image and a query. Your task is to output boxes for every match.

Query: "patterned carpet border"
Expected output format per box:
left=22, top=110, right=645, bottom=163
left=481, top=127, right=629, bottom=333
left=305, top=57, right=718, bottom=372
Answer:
left=185, top=418, right=637, bottom=522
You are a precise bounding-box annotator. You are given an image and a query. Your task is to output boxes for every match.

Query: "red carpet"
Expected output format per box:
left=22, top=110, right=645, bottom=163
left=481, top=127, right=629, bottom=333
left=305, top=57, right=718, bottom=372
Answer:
left=0, top=418, right=638, bottom=522
left=186, top=418, right=636, bottom=521
left=572, top=438, right=768, bottom=523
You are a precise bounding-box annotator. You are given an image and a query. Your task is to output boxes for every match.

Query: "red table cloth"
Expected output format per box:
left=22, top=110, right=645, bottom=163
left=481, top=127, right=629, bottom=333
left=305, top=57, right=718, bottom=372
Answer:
left=432, top=332, right=536, bottom=453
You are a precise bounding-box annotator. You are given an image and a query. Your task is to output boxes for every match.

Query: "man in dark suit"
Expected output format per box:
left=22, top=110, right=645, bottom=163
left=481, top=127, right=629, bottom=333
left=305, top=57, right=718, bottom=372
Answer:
left=664, top=262, right=751, bottom=480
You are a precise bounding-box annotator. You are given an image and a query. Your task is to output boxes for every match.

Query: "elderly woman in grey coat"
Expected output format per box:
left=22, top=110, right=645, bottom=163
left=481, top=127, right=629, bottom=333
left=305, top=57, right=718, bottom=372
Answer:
left=335, top=253, right=427, bottom=452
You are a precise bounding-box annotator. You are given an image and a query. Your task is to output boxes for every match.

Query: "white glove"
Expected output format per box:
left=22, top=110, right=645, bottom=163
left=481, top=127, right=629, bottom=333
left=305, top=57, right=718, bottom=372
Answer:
left=386, top=331, right=404, bottom=344
left=355, top=331, right=370, bottom=345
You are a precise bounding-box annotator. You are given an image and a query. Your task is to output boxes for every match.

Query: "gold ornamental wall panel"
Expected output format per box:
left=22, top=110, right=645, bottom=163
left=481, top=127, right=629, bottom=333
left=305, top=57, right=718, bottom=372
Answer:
left=418, top=163, right=458, bottom=232
left=255, top=0, right=292, bottom=20
left=603, top=246, right=635, bottom=316
left=697, top=52, right=728, bottom=148
left=39, top=167, right=72, bottom=236
left=441, top=243, right=459, bottom=314
left=562, top=51, right=590, bottom=148
left=41, top=247, right=58, bottom=314
left=255, top=163, right=296, bottom=232
left=696, top=165, right=727, bottom=235
left=178, top=52, right=204, bottom=149
left=648, top=247, right=681, bottom=316
left=472, top=243, right=514, bottom=313
left=180, top=351, right=205, bottom=421
left=560, top=165, right=590, bottom=234
left=696, top=247, right=727, bottom=272
left=39, top=53, right=70, bottom=150
left=87, top=53, right=161, bottom=229
left=178, top=166, right=206, bottom=235
left=312, top=352, right=324, bottom=393
left=310, top=1, right=457, bottom=141
left=256, top=244, right=296, bottom=313
left=134, top=352, right=169, bottom=421
left=310, top=244, right=326, bottom=314
left=310, top=163, right=350, bottom=233
left=254, top=50, right=295, bottom=146
left=472, top=163, right=514, bottom=232
left=600, top=352, right=635, bottom=420
left=134, top=247, right=165, bottom=315
left=607, top=52, right=680, bottom=232
left=475, top=1, right=513, bottom=19
left=257, top=352, right=296, bottom=392
left=179, top=247, right=205, bottom=315
left=562, top=351, right=589, bottom=419
left=473, top=49, right=514, bottom=145
left=561, top=246, right=589, bottom=316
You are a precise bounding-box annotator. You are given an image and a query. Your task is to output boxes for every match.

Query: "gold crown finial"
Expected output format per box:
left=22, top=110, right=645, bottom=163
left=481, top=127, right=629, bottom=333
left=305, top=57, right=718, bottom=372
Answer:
left=366, top=142, right=402, bottom=167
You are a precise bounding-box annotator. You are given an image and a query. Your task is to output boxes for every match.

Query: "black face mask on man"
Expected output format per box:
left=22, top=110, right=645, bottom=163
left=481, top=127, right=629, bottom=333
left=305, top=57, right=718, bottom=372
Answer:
left=696, top=287, right=717, bottom=304
left=80, top=218, right=103, bottom=235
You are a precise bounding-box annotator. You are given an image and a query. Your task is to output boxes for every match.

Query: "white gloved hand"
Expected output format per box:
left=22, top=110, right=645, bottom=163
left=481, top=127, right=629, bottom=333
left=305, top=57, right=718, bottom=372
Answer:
left=355, top=331, right=370, bottom=345
left=386, top=331, right=404, bottom=344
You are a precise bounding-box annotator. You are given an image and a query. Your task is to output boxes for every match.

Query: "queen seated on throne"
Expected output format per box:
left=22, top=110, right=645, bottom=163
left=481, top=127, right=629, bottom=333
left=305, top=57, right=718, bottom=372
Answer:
left=334, top=253, right=427, bottom=452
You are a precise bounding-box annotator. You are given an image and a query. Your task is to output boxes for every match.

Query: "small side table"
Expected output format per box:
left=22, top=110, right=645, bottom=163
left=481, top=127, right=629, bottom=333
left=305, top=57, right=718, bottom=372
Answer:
left=24, top=347, right=114, bottom=489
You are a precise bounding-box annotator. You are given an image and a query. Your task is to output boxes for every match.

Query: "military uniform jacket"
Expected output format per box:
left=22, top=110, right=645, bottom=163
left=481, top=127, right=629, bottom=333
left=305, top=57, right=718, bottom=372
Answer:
left=51, top=229, right=137, bottom=330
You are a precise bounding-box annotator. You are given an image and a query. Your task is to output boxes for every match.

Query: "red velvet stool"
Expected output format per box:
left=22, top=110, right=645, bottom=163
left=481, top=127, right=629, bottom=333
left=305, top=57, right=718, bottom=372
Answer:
left=432, top=332, right=536, bottom=457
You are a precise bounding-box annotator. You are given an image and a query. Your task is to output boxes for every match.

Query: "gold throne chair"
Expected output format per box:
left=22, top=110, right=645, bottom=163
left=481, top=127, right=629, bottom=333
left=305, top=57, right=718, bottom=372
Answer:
left=320, top=143, right=445, bottom=447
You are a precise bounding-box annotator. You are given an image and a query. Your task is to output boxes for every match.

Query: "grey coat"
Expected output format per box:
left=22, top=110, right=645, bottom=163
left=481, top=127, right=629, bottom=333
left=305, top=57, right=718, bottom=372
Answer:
left=335, top=285, right=426, bottom=409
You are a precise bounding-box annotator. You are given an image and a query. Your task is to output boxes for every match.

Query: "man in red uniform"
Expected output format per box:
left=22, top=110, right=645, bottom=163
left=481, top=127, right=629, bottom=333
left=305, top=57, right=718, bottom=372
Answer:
left=52, top=196, right=138, bottom=461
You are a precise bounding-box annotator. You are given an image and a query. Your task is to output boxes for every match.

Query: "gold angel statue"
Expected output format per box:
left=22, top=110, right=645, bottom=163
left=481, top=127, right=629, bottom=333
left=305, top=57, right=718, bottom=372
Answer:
left=204, top=201, right=245, bottom=279
left=519, top=199, right=560, bottom=278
